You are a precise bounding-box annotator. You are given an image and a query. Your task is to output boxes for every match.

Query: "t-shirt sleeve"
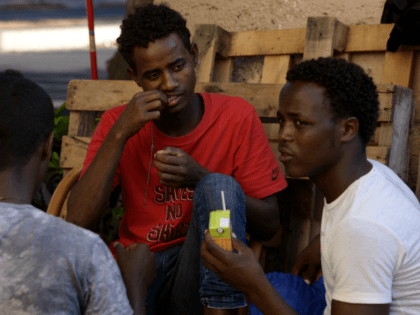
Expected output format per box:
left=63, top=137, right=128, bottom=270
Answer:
left=329, top=218, right=400, bottom=304
left=84, top=238, right=133, bottom=315
left=79, top=109, right=121, bottom=191
left=233, top=106, right=287, bottom=199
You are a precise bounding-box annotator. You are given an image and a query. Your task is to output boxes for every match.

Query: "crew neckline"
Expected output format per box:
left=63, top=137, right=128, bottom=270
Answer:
left=324, top=160, right=376, bottom=210
left=152, top=92, right=209, bottom=145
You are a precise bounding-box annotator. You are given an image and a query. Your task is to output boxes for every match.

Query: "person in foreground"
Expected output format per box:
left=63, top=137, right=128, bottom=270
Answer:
left=201, top=57, right=420, bottom=315
left=66, top=3, right=287, bottom=314
left=0, top=73, right=156, bottom=315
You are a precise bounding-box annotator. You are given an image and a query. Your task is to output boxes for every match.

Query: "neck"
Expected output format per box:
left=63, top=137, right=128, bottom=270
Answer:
left=310, top=147, right=372, bottom=204
left=155, top=93, right=203, bottom=137
left=0, top=167, right=38, bottom=206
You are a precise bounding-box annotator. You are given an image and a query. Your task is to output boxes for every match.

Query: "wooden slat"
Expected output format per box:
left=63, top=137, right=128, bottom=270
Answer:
left=66, top=80, right=395, bottom=124
left=303, top=17, right=339, bottom=60
left=366, top=146, right=389, bottom=165
left=66, top=79, right=141, bottom=111
left=261, top=55, right=291, bottom=84
left=378, top=123, right=393, bottom=148
left=228, top=28, right=306, bottom=57
left=67, top=111, right=96, bottom=137
left=192, top=24, right=232, bottom=82
left=60, top=136, right=91, bottom=168
left=382, top=50, right=415, bottom=88
left=345, top=24, right=393, bottom=52
left=213, top=58, right=234, bottom=82
left=387, top=87, right=414, bottom=180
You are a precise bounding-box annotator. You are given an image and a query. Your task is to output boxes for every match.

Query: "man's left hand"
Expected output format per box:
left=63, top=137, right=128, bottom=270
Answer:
left=201, top=230, right=267, bottom=297
left=154, top=146, right=210, bottom=189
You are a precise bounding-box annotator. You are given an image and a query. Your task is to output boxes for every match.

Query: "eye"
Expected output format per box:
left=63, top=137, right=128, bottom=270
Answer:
left=174, top=63, right=185, bottom=71
left=148, top=72, right=159, bottom=80
left=295, top=120, right=307, bottom=126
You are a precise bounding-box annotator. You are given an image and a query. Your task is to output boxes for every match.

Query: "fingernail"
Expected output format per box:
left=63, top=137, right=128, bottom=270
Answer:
left=232, top=232, right=237, bottom=238
left=113, top=242, right=121, bottom=248
left=304, top=279, right=311, bottom=285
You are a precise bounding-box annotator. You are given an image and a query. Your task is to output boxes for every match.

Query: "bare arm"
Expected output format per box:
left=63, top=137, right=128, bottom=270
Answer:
left=245, top=194, right=279, bottom=241
left=332, top=300, right=390, bottom=315
left=67, top=91, right=168, bottom=229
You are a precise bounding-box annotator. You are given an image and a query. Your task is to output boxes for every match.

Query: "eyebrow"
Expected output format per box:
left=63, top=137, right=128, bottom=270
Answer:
left=277, top=110, right=309, bottom=118
left=143, top=58, right=185, bottom=77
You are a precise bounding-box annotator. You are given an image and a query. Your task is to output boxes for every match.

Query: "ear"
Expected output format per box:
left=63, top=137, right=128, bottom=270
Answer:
left=127, top=67, right=141, bottom=87
left=190, top=42, right=199, bottom=67
left=41, top=131, right=54, bottom=162
left=340, top=117, right=359, bottom=143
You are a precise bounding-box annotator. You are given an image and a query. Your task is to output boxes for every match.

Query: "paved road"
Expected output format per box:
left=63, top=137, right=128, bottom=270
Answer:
left=0, top=48, right=118, bottom=108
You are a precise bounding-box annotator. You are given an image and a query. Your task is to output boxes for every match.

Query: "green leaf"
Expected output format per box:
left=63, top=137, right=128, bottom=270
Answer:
left=48, top=151, right=61, bottom=169
left=54, top=102, right=67, bottom=118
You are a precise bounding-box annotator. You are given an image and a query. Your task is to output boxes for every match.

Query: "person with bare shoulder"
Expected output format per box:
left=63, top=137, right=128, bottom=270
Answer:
left=202, top=58, right=420, bottom=315
left=66, top=4, right=287, bottom=315
left=0, top=72, right=156, bottom=315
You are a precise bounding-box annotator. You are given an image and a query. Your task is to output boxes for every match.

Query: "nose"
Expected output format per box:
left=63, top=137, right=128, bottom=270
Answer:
left=162, top=71, right=179, bottom=91
left=278, top=122, right=294, bottom=142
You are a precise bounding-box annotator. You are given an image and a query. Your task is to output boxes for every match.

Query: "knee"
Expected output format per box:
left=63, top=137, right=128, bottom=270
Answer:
left=195, top=173, right=240, bottom=192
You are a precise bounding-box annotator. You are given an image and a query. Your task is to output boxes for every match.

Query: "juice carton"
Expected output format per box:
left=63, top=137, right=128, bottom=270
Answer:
left=209, top=209, right=233, bottom=252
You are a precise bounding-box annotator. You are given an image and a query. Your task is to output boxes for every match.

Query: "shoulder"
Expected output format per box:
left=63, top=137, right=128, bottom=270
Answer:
left=0, top=204, right=103, bottom=255
left=200, top=93, right=256, bottom=118
left=101, top=104, right=128, bottom=123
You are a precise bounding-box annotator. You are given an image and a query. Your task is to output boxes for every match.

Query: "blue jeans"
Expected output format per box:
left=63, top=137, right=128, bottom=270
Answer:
left=146, top=173, right=248, bottom=314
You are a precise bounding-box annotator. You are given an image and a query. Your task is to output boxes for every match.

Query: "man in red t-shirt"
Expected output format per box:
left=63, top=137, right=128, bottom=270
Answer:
left=67, top=4, right=287, bottom=315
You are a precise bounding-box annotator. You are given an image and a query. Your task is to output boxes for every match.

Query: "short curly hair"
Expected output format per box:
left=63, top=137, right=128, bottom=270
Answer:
left=286, top=57, right=379, bottom=146
left=117, top=3, right=191, bottom=71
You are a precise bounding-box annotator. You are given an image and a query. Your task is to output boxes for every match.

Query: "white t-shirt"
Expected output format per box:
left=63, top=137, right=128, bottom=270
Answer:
left=321, top=159, right=420, bottom=315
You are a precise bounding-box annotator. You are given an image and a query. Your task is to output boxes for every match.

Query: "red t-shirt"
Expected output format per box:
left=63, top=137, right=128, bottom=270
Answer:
left=80, top=93, right=287, bottom=254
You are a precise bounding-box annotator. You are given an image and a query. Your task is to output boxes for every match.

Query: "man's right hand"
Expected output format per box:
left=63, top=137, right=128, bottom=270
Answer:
left=291, top=234, right=322, bottom=285
left=114, top=90, right=168, bottom=140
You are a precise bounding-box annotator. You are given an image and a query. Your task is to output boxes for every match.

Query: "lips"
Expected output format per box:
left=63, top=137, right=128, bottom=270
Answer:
left=167, top=94, right=182, bottom=107
left=278, top=147, right=295, bottom=163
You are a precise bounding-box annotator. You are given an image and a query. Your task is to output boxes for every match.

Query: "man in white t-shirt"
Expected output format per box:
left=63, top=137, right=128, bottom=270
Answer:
left=200, top=57, right=420, bottom=315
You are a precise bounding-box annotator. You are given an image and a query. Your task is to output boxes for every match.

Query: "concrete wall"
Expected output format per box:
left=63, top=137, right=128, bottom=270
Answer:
left=0, top=23, right=120, bottom=53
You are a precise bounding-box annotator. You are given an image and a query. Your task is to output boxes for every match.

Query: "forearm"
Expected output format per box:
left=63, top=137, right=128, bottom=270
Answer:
left=67, top=126, right=128, bottom=229
left=124, top=279, right=148, bottom=315
left=249, top=277, right=300, bottom=315
left=245, top=195, right=280, bottom=241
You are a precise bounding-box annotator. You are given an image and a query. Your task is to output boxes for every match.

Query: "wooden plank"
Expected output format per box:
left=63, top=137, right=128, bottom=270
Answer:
left=66, top=79, right=141, bottom=111
left=303, top=17, right=348, bottom=61
left=228, top=28, right=306, bottom=57
left=382, top=50, right=415, bottom=88
left=387, top=87, right=414, bottom=180
left=345, top=24, right=393, bottom=52
left=213, top=58, right=234, bottom=82
left=60, top=136, right=91, bottom=169
left=67, top=111, right=96, bottom=137
left=66, top=81, right=394, bottom=123
left=261, top=55, right=291, bottom=84
left=366, top=146, right=390, bottom=165
left=192, top=24, right=232, bottom=82
left=378, top=123, right=393, bottom=147
left=351, top=52, right=385, bottom=85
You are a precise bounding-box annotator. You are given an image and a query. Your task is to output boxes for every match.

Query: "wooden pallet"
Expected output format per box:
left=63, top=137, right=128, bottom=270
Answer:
left=60, top=16, right=417, bottom=272
left=191, top=17, right=417, bottom=271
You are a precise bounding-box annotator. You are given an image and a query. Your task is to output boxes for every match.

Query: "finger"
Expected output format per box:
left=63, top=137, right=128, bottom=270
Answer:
left=291, top=258, right=307, bottom=276
left=154, top=160, right=183, bottom=174
left=154, top=150, right=183, bottom=160
left=203, top=230, right=232, bottom=261
left=126, top=243, right=138, bottom=251
left=161, top=146, right=183, bottom=157
left=136, top=90, right=168, bottom=105
left=300, top=264, right=318, bottom=285
left=113, top=242, right=125, bottom=256
left=231, top=236, right=249, bottom=254
left=200, top=237, right=222, bottom=272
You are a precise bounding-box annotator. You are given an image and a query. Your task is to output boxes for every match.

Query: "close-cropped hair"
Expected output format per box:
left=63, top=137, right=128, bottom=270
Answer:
left=117, top=3, right=191, bottom=71
left=286, top=57, right=379, bottom=146
left=0, top=72, right=54, bottom=171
